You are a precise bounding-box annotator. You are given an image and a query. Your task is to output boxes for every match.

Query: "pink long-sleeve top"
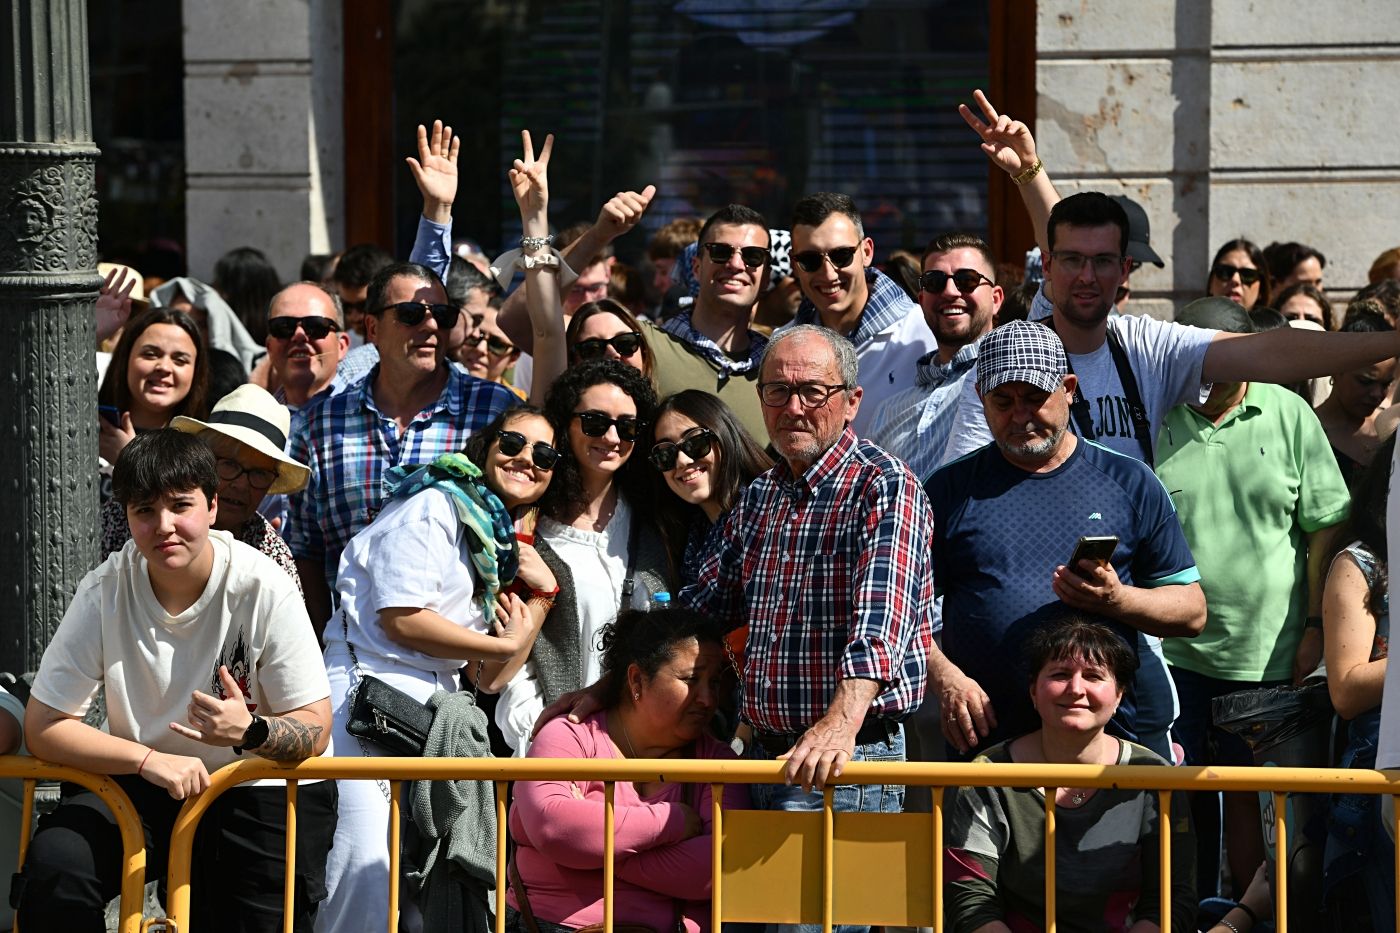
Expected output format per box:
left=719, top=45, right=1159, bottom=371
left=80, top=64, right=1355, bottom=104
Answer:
left=508, top=711, right=750, bottom=933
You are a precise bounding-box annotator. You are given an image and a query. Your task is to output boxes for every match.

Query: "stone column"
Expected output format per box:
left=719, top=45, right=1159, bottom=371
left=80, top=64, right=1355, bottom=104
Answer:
left=0, top=0, right=100, bottom=673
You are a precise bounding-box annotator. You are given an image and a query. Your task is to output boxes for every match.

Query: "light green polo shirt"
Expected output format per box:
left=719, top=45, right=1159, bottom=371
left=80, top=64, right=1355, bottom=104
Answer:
left=1155, top=381, right=1350, bottom=681
left=640, top=320, right=769, bottom=443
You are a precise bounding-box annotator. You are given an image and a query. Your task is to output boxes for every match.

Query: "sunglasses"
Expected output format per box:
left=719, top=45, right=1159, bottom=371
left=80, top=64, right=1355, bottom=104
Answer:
left=379, top=301, right=461, bottom=329
left=792, top=246, right=859, bottom=274
left=215, top=457, right=278, bottom=491
left=465, top=331, right=516, bottom=356
left=1211, top=263, right=1261, bottom=287
left=266, top=315, right=340, bottom=341
left=649, top=429, right=717, bottom=472
left=573, top=332, right=643, bottom=361
left=496, top=430, right=559, bottom=471
left=573, top=411, right=643, bottom=442
left=919, top=269, right=994, bottom=294
left=701, top=242, right=771, bottom=268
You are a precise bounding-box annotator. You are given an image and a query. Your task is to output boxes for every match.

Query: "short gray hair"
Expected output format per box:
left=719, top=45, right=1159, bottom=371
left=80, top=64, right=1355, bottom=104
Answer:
left=761, top=324, right=859, bottom=389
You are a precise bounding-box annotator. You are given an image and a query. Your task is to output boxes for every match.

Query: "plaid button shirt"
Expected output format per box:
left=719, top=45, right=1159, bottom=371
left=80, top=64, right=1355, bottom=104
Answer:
left=791, top=267, right=914, bottom=348
left=287, top=363, right=516, bottom=592
left=680, top=428, right=937, bottom=733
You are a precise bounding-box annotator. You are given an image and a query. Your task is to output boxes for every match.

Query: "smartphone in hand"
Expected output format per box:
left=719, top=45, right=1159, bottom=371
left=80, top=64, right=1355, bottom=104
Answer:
left=98, top=405, right=122, bottom=427
left=1068, top=535, right=1118, bottom=578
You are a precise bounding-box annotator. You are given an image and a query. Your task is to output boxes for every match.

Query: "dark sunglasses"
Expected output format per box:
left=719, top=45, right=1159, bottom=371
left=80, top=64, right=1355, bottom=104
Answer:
left=215, top=457, right=278, bottom=491
left=573, top=332, right=643, bottom=361
left=701, top=242, right=771, bottom=268
left=466, top=331, right=516, bottom=356
left=649, top=429, right=717, bottom=471
left=1211, top=263, right=1261, bottom=287
left=919, top=269, right=994, bottom=294
left=496, top=430, right=559, bottom=471
left=573, top=411, right=643, bottom=442
left=792, top=246, right=859, bottom=274
left=267, top=315, right=340, bottom=340
left=380, top=301, right=461, bottom=329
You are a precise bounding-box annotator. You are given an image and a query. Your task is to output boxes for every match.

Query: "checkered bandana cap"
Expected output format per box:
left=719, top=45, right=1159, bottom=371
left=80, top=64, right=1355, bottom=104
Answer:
left=975, top=320, right=1068, bottom=394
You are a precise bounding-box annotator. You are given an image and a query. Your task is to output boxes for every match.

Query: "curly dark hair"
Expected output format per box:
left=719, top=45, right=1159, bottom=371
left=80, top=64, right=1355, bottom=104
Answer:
left=541, top=359, right=658, bottom=519
left=598, top=606, right=725, bottom=708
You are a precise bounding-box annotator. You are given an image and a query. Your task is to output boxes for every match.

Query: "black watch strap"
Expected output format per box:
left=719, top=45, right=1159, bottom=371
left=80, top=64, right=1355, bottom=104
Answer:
left=234, top=714, right=269, bottom=754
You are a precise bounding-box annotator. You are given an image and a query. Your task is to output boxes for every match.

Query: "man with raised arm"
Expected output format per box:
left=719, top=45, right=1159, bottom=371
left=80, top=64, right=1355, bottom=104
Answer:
left=16, top=430, right=337, bottom=932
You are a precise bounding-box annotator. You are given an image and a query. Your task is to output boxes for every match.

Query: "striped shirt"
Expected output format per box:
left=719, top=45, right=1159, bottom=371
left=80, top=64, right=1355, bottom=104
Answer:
left=286, top=363, right=515, bottom=592
left=680, top=428, right=937, bottom=733
left=868, top=342, right=979, bottom=483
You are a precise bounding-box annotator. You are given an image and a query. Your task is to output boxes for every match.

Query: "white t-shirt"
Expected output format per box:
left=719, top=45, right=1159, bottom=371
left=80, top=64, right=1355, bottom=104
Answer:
left=326, top=486, right=489, bottom=673
left=32, top=531, right=330, bottom=773
left=941, top=312, right=1217, bottom=465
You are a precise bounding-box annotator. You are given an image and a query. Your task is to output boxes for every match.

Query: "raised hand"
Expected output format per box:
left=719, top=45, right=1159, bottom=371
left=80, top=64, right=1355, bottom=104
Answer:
left=595, top=186, right=657, bottom=243
left=96, top=265, right=136, bottom=343
left=405, top=119, right=460, bottom=223
left=959, top=88, right=1039, bottom=177
left=508, top=130, right=554, bottom=225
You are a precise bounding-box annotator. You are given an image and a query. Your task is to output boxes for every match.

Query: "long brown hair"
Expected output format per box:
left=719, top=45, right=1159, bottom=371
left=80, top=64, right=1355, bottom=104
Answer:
left=565, top=298, right=656, bottom=379
left=99, top=307, right=210, bottom=421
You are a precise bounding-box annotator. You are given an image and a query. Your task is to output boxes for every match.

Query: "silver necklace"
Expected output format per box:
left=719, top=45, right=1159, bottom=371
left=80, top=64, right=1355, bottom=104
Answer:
left=617, top=717, right=639, bottom=758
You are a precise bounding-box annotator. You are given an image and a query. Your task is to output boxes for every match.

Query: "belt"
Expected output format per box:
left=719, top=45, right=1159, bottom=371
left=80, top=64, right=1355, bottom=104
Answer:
left=752, top=718, right=897, bottom=757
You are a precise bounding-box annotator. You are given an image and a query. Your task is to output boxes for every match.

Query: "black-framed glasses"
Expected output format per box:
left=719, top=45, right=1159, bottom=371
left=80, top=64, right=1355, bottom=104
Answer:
left=701, top=242, right=771, bottom=268
left=379, top=301, right=461, bottom=329
left=791, top=246, right=860, bottom=274
left=215, top=457, right=278, bottom=490
left=1211, top=263, right=1261, bottom=286
left=1048, top=251, right=1125, bottom=276
left=495, top=430, right=559, bottom=471
left=919, top=269, right=994, bottom=294
left=649, top=429, right=717, bottom=472
left=573, top=332, right=643, bottom=361
left=758, top=382, right=849, bottom=409
left=573, top=411, right=643, bottom=442
left=465, top=331, right=516, bottom=356
left=267, top=315, right=340, bottom=341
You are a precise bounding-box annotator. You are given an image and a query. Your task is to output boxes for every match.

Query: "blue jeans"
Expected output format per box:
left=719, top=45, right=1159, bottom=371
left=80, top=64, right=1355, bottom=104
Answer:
left=745, top=723, right=905, bottom=933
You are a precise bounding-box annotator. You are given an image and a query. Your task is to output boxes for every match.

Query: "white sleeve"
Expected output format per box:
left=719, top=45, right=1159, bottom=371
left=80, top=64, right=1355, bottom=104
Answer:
left=939, top=370, right=992, bottom=466
left=1116, top=314, right=1216, bottom=411
left=255, top=585, right=332, bottom=714
left=30, top=580, right=105, bottom=718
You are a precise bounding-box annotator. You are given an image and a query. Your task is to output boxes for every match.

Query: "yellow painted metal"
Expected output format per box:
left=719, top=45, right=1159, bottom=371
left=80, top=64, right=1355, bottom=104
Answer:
left=1044, top=790, right=1056, bottom=933
left=830, top=813, right=935, bottom=925
left=710, top=783, right=722, bottom=933
left=1274, top=791, right=1287, bottom=933
left=282, top=781, right=298, bottom=933
left=720, top=809, right=820, bottom=922
left=932, top=786, right=945, bottom=933
left=604, top=782, right=615, bottom=933
left=389, top=781, right=402, bottom=933
left=1158, top=790, right=1170, bottom=933
left=496, top=781, right=508, bottom=933
left=822, top=787, right=834, bottom=933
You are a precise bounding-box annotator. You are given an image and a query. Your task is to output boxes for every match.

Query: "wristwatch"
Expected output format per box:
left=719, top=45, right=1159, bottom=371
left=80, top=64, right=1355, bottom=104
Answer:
left=233, top=714, right=269, bottom=755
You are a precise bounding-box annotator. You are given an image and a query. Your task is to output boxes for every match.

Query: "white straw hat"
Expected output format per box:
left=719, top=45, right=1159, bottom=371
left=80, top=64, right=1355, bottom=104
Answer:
left=170, top=385, right=310, bottom=494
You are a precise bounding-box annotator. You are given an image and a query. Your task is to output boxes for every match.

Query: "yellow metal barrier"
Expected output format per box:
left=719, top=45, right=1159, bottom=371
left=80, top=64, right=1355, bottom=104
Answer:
left=159, top=758, right=1400, bottom=933
left=0, top=755, right=147, bottom=933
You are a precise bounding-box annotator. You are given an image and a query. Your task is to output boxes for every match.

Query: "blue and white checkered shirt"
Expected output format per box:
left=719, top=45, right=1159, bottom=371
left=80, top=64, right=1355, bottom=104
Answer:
left=286, top=363, right=516, bottom=594
left=791, top=267, right=915, bottom=348
left=868, top=342, right=980, bottom=483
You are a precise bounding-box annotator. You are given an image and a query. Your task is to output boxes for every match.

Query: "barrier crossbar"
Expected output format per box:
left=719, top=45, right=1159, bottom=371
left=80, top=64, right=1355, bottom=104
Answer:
left=0, top=756, right=147, bottom=933
left=155, top=758, right=1400, bottom=933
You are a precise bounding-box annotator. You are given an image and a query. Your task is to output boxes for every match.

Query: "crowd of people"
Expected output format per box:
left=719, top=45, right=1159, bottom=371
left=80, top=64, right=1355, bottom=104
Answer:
left=5, top=88, right=1400, bottom=932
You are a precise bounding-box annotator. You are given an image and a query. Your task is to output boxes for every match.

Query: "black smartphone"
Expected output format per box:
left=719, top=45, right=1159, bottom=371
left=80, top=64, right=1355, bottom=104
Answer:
left=98, top=405, right=122, bottom=427
left=1068, top=535, right=1118, bottom=577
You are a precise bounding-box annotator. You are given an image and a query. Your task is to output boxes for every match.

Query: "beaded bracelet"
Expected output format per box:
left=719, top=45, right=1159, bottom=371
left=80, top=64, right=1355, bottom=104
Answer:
left=1218, top=920, right=1241, bottom=933
left=521, top=234, right=554, bottom=252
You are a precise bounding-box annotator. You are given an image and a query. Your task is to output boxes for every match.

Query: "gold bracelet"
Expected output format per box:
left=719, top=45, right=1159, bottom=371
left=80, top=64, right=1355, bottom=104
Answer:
left=1012, top=158, right=1044, bottom=186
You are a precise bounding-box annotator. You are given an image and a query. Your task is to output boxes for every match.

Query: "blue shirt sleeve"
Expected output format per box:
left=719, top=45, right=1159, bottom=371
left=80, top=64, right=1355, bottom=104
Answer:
left=410, top=215, right=453, bottom=284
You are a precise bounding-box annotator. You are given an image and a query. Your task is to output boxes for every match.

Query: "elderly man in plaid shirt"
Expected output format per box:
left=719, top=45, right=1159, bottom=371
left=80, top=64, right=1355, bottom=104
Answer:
left=681, top=324, right=937, bottom=819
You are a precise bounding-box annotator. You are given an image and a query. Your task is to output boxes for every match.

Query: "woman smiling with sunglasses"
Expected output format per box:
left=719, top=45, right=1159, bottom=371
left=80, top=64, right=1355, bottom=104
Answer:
left=565, top=298, right=656, bottom=379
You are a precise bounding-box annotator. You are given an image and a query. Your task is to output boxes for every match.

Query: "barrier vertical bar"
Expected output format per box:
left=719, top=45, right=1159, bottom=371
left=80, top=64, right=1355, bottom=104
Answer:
left=1157, top=790, right=1171, bottom=933
left=497, top=781, right=509, bottom=933
left=283, top=781, right=299, bottom=933
left=11, top=779, right=32, bottom=933
left=604, top=782, right=615, bottom=933
left=389, top=781, right=402, bottom=933
left=932, top=786, right=944, bottom=933
left=822, top=786, right=834, bottom=933
left=1273, top=791, right=1287, bottom=933
left=1044, top=791, right=1056, bottom=933
left=711, top=782, right=723, bottom=933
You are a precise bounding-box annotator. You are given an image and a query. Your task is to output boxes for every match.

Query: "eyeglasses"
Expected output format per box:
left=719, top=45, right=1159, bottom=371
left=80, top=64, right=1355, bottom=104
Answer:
left=649, top=429, right=718, bottom=471
left=215, top=457, right=278, bottom=491
left=1049, top=251, right=1125, bottom=276
left=573, top=332, right=643, bottom=361
left=919, top=269, right=994, bottom=294
left=378, top=301, right=461, bottom=329
left=791, top=246, right=860, bottom=274
left=758, top=382, right=849, bottom=409
left=495, top=430, right=559, bottom=471
left=267, top=315, right=340, bottom=341
left=465, top=331, right=516, bottom=356
left=573, top=411, right=643, bottom=442
left=1211, top=263, right=1262, bottom=286
left=701, top=242, right=771, bottom=268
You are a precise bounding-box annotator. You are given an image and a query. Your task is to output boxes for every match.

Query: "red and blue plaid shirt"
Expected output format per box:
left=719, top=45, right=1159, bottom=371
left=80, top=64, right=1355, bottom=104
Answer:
left=681, top=427, right=937, bottom=734
left=286, top=363, right=516, bottom=594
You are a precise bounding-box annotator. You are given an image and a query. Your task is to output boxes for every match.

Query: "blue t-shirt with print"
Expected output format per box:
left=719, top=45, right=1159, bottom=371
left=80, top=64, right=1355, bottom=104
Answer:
left=925, top=439, right=1200, bottom=752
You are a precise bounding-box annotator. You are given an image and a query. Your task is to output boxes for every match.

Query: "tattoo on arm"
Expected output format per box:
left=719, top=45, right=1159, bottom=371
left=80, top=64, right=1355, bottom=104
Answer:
left=255, top=716, right=323, bottom=761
